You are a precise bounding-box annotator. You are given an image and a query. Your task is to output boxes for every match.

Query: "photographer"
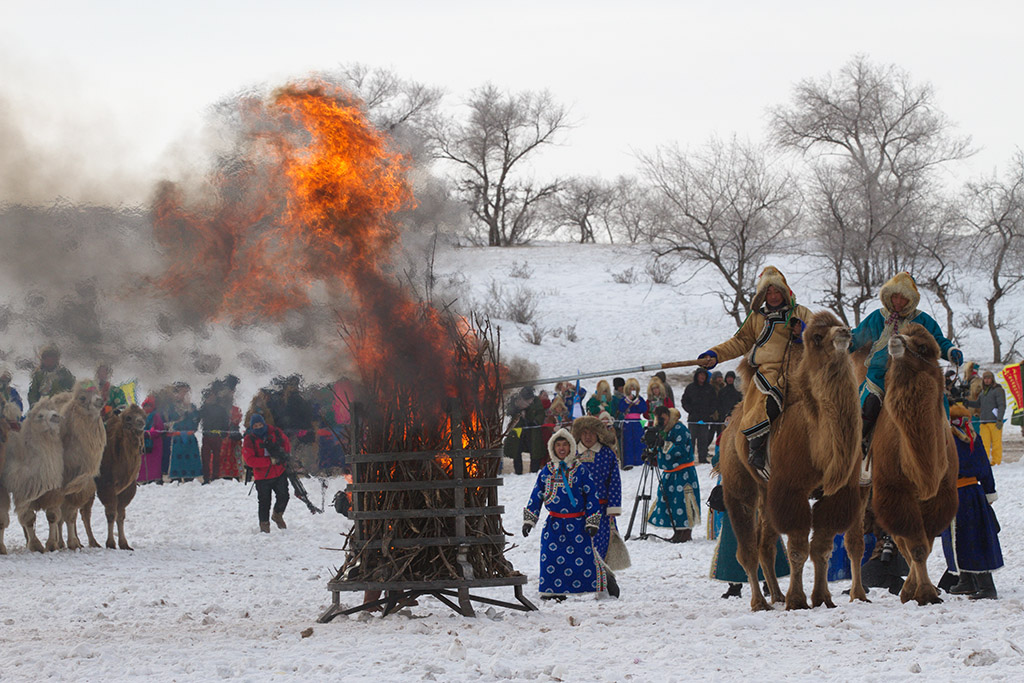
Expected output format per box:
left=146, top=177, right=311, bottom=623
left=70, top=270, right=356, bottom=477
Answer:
left=242, top=413, right=292, bottom=533
left=647, top=406, right=700, bottom=543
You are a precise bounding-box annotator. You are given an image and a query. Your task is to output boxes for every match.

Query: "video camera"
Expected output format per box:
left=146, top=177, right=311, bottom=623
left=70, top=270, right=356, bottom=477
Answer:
left=642, top=424, right=664, bottom=466
left=266, top=439, right=290, bottom=466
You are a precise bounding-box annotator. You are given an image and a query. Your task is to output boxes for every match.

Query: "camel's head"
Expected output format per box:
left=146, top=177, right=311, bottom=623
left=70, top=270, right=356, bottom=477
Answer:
left=71, top=381, right=106, bottom=418
left=25, top=403, right=62, bottom=437
left=888, top=323, right=941, bottom=366
left=803, top=311, right=851, bottom=356
left=120, top=404, right=147, bottom=433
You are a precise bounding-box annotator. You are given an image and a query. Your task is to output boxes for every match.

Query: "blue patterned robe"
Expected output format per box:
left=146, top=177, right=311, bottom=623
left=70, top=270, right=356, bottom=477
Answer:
left=524, top=458, right=604, bottom=594
left=648, top=421, right=700, bottom=529
left=577, top=444, right=622, bottom=559
left=941, top=428, right=1003, bottom=574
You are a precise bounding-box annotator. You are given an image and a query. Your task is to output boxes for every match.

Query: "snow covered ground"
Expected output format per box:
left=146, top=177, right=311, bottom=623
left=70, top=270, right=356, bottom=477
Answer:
left=3, top=242, right=1024, bottom=682
left=1, top=435, right=1023, bottom=682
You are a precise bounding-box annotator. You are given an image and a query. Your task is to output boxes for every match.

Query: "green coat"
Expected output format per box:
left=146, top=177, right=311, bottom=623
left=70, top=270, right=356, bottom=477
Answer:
left=28, top=366, right=76, bottom=406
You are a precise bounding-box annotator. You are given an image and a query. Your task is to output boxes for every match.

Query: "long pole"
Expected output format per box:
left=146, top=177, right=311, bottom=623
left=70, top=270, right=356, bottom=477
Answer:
left=505, top=359, right=706, bottom=389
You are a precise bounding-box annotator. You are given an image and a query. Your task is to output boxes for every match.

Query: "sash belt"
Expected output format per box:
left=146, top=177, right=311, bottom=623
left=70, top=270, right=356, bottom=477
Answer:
left=957, top=476, right=979, bottom=488
left=666, top=461, right=697, bottom=473
left=548, top=511, right=585, bottom=518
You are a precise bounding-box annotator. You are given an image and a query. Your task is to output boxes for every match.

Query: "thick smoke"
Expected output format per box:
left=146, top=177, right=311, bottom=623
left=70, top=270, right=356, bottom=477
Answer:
left=0, top=78, right=469, bottom=403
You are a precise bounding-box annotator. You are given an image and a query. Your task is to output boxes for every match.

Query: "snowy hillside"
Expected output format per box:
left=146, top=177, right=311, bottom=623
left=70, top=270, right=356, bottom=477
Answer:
left=435, top=242, right=1023, bottom=386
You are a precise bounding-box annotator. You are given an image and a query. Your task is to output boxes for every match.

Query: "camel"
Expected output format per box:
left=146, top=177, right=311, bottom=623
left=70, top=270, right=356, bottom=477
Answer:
left=0, top=401, right=64, bottom=553
left=721, top=310, right=867, bottom=611
left=870, top=322, right=958, bottom=605
left=35, top=381, right=107, bottom=551
left=81, top=404, right=146, bottom=550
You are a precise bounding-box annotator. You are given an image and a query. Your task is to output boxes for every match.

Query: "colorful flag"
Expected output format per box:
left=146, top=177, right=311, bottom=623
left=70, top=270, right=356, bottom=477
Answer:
left=1001, top=363, right=1022, bottom=411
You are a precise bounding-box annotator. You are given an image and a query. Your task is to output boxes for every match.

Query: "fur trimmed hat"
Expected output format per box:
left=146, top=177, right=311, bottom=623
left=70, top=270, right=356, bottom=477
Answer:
left=879, top=272, right=920, bottom=316
left=547, top=428, right=578, bottom=466
left=750, top=266, right=795, bottom=311
left=571, top=415, right=616, bottom=448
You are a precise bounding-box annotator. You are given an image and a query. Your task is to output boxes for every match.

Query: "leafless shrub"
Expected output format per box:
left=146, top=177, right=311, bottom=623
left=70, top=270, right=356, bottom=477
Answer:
left=962, top=311, right=986, bottom=330
left=520, top=322, right=546, bottom=345
left=645, top=257, right=677, bottom=284
left=611, top=267, right=639, bottom=284
left=507, top=260, right=534, bottom=279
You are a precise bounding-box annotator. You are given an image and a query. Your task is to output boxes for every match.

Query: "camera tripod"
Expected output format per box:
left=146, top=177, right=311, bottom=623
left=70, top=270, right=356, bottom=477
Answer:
left=623, top=453, right=683, bottom=542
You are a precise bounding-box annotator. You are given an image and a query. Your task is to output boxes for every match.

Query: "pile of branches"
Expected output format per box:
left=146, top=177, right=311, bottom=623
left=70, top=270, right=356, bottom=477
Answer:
left=337, top=312, right=516, bottom=584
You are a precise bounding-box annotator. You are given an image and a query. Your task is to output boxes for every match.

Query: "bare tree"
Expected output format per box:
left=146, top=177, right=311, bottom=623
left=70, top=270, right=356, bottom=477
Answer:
left=427, top=85, right=570, bottom=246
left=607, top=176, right=658, bottom=244
left=961, top=152, right=1024, bottom=362
left=334, top=63, right=443, bottom=133
left=770, top=55, right=973, bottom=325
left=640, top=137, right=801, bottom=326
left=547, top=176, right=613, bottom=243
left=903, top=201, right=965, bottom=341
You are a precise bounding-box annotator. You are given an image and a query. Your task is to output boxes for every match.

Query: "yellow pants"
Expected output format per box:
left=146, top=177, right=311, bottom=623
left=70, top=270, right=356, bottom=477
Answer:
left=979, top=423, right=1003, bottom=465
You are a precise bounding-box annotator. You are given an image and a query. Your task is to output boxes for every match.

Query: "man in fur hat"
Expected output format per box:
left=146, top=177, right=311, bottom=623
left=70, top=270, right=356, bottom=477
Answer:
left=850, top=272, right=962, bottom=480
left=27, top=343, right=75, bottom=407
left=572, top=415, right=622, bottom=559
left=696, top=266, right=811, bottom=479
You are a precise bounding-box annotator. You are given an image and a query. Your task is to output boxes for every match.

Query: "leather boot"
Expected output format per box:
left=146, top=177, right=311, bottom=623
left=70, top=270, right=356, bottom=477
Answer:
left=606, top=570, right=620, bottom=599
left=272, top=511, right=287, bottom=529
left=747, top=433, right=770, bottom=480
left=969, top=572, right=997, bottom=600
left=671, top=528, right=692, bottom=543
left=259, top=521, right=271, bottom=534
left=949, top=572, right=978, bottom=595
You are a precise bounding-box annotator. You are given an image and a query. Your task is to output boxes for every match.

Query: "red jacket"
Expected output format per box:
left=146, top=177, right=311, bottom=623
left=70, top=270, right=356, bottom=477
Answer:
left=242, top=425, right=292, bottom=480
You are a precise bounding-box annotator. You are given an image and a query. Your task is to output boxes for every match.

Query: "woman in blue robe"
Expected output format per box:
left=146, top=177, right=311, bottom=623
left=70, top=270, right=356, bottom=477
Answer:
left=523, top=429, right=607, bottom=598
left=940, top=404, right=1003, bottom=599
left=618, top=378, right=647, bottom=468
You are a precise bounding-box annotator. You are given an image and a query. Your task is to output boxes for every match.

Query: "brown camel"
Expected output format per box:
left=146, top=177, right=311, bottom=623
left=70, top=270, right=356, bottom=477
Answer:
left=870, top=322, right=957, bottom=605
left=721, top=311, right=867, bottom=611
left=81, top=404, right=147, bottom=550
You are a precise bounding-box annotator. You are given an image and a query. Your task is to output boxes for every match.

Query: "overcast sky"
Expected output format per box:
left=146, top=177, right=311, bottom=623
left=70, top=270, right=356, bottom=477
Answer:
left=2, top=0, right=1021, bottom=204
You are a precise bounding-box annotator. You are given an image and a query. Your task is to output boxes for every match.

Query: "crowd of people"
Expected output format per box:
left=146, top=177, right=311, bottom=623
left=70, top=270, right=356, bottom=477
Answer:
left=0, top=346, right=355, bottom=490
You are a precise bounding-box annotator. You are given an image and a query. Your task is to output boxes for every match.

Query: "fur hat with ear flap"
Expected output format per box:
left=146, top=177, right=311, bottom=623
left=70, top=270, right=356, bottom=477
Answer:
left=749, top=266, right=795, bottom=311
left=879, top=271, right=921, bottom=317
left=547, top=428, right=578, bottom=467
left=571, top=415, right=616, bottom=448
left=624, top=378, right=641, bottom=396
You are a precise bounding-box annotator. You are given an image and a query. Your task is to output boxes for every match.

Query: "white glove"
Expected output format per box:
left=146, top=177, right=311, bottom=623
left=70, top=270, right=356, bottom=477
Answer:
left=986, top=492, right=998, bottom=504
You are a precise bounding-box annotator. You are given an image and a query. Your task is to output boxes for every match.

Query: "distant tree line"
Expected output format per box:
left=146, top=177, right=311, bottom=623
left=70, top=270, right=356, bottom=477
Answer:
left=333, top=57, right=1023, bottom=364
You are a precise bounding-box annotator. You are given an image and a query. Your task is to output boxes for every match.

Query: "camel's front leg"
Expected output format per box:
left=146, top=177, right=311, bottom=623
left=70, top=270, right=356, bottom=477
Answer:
left=906, top=536, right=941, bottom=605
left=844, top=491, right=871, bottom=603
left=729, top=496, right=773, bottom=612
left=116, top=506, right=132, bottom=551
left=17, top=507, right=45, bottom=553
left=757, top=512, right=785, bottom=604
left=808, top=529, right=836, bottom=608
left=45, top=507, right=62, bottom=552
left=80, top=498, right=101, bottom=548
left=785, top=533, right=810, bottom=610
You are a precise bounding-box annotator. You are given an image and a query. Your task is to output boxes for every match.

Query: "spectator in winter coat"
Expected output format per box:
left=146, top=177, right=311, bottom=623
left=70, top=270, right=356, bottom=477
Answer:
left=967, top=371, right=1007, bottom=465
left=138, top=396, right=164, bottom=483
left=646, top=376, right=673, bottom=415
left=679, top=367, right=717, bottom=464
left=715, top=371, right=743, bottom=439
left=199, top=375, right=240, bottom=481
left=28, top=344, right=75, bottom=407
left=850, top=272, right=961, bottom=481
left=654, top=371, right=675, bottom=404
left=586, top=380, right=619, bottom=420
left=241, top=413, right=292, bottom=533
left=697, top=266, right=811, bottom=478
